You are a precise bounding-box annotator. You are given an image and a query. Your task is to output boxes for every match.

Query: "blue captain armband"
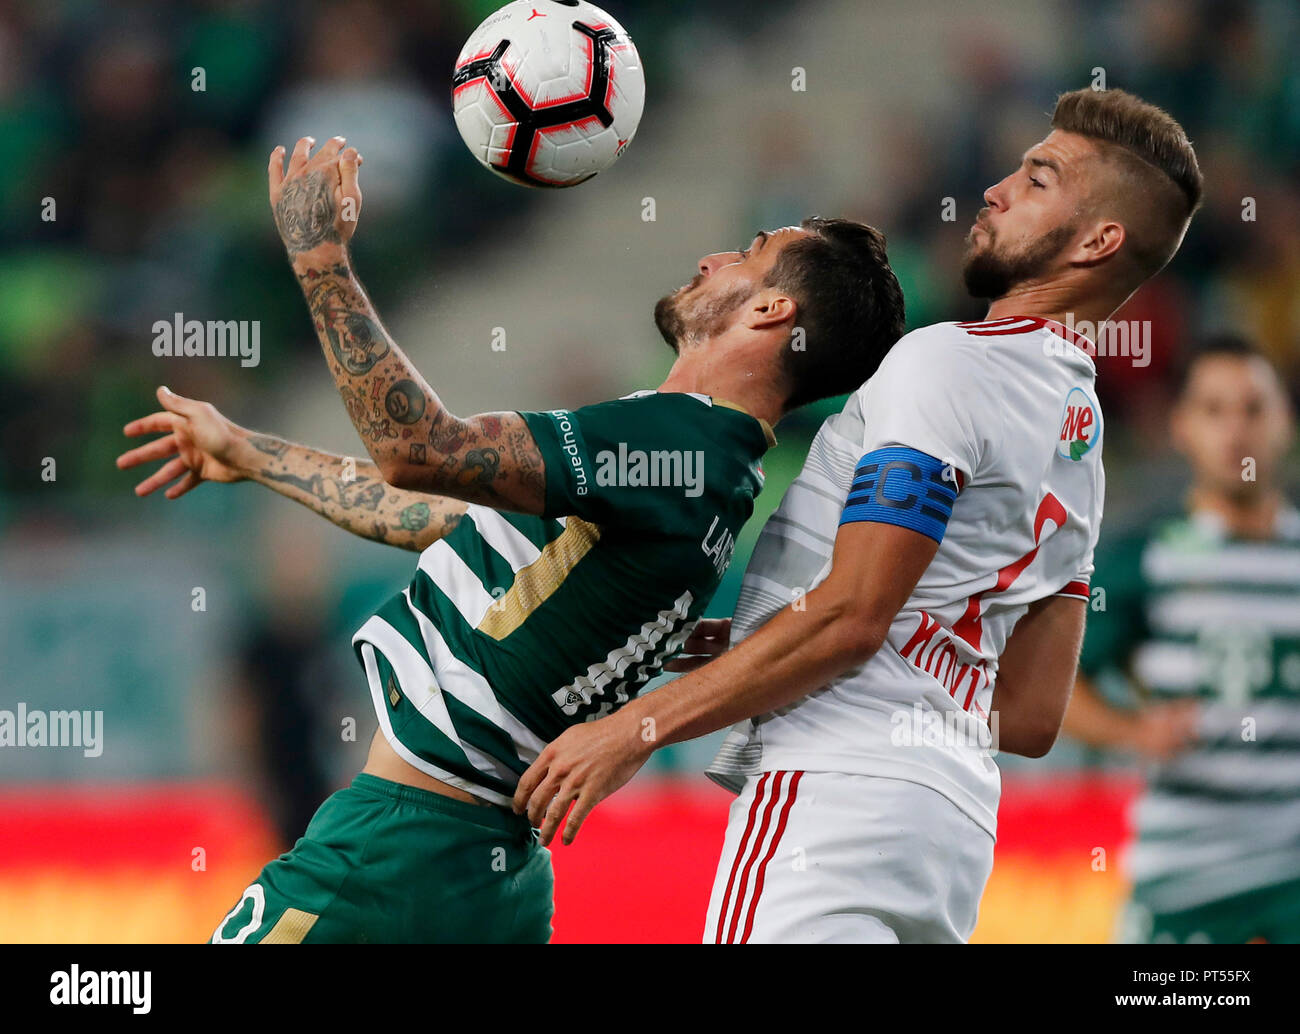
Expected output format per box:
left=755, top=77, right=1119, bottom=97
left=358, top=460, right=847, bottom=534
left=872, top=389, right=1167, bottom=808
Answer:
left=840, top=446, right=960, bottom=544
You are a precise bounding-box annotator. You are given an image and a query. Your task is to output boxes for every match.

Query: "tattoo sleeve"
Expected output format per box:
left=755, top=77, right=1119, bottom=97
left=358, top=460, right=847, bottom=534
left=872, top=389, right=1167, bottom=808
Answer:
left=290, top=248, right=547, bottom=514
left=243, top=433, right=468, bottom=551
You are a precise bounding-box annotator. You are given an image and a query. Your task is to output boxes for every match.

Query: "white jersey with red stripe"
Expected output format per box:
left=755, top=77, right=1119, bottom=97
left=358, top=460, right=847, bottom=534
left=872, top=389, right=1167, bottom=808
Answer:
left=706, top=316, right=1105, bottom=837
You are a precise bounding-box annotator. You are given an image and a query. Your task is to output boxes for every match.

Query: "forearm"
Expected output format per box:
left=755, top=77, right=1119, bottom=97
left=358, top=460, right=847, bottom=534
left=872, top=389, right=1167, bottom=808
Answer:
left=240, top=432, right=464, bottom=551
left=628, top=588, right=874, bottom=749
left=267, top=145, right=547, bottom=511
left=290, top=248, right=439, bottom=467
left=1060, top=674, right=1139, bottom=750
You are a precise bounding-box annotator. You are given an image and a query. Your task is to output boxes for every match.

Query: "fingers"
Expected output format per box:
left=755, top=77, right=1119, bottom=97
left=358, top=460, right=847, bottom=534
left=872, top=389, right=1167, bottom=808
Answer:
left=122, top=411, right=178, bottom=438
left=538, top=785, right=578, bottom=847
left=527, top=768, right=561, bottom=828
left=132, top=456, right=189, bottom=498
left=116, top=434, right=178, bottom=471
left=156, top=385, right=199, bottom=417
left=268, top=145, right=286, bottom=192
left=316, top=135, right=347, bottom=163
left=339, top=146, right=361, bottom=197
left=273, top=135, right=356, bottom=175
left=694, top=617, right=732, bottom=638
left=562, top=792, right=597, bottom=846
left=513, top=751, right=549, bottom=814
left=286, top=136, right=316, bottom=177
left=664, top=617, right=732, bottom=672
left=681, top=617, right=732, bottom=655
left=165, top=470, right=203, bottom=501
left=679, top=631, right=727, bottom=656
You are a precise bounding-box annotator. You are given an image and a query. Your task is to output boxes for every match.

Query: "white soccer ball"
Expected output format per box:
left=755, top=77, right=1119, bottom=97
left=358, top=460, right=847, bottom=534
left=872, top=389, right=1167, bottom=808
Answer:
left=451, top=0, right=645, bottom=187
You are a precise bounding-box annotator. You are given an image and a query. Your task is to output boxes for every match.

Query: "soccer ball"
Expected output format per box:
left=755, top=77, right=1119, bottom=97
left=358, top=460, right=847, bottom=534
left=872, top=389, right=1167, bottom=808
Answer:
left=451, top=0, right=645, bottom=187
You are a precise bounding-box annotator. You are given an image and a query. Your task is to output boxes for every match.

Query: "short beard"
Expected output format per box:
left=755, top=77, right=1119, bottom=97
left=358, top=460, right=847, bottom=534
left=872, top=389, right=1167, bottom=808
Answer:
left=654, top=280, right=752, bottom=353
left=654, top=291, right=687, bottom=353
left=962, top=223, right=1077, bottom=299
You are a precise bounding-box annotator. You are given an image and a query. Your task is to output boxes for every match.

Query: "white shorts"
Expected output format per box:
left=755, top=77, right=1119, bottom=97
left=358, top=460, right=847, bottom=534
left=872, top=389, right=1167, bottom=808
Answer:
left=704, top=770, right=995, bottom=943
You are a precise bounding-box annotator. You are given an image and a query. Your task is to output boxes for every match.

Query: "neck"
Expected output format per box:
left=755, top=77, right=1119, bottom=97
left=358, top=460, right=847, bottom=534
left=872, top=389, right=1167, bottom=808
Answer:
left=657, top=352, right=785, bottom=429
left=982, top=278, right=1126, bottom=340
left=1188, top=483, right=1284, bottom=539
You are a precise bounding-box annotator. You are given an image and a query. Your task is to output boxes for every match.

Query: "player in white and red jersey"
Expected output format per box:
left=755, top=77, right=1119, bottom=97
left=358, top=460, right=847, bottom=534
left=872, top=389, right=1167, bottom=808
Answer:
left=706, top=313, right=1103, bottom=836
left=515, top=87, right=1204, bottom=943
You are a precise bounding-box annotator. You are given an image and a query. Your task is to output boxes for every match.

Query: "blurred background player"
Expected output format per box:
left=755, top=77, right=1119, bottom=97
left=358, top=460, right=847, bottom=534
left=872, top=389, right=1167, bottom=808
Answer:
left=1063, top=335, right=1300, bottom=944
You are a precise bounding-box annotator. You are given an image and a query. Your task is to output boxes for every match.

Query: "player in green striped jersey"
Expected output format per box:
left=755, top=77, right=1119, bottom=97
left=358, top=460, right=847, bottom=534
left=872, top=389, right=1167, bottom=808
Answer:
left=1064, top=336, right=1300, bottom=943
left=117, top=136, right=906, bottom=942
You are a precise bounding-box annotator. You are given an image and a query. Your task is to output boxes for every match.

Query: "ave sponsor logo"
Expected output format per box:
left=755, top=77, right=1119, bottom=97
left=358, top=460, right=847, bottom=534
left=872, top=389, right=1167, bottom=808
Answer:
left=1058, top=387, right=1101, bottom=461
left=50, top=965, right=151, bottom=1014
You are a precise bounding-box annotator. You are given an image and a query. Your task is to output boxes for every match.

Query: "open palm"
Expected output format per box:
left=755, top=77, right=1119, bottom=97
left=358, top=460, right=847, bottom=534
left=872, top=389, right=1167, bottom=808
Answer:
left=116, top=386, right=249, bottom=499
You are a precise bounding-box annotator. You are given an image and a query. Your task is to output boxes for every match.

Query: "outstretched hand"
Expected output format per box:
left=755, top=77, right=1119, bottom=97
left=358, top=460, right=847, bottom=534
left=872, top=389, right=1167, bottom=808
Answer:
left=116, top=386, right=251, bottom=499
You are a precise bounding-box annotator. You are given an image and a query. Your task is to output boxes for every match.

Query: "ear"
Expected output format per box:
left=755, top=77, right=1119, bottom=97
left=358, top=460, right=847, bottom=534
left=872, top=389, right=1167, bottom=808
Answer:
left=742, top=290, right=797, bottom=332
left=1072, top=219, right=1126, bottom=266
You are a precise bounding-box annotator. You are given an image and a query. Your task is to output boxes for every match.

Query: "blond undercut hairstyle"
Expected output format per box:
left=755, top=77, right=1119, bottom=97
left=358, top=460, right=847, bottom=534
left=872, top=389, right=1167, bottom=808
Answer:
left=1052, top=88, right=1203, bottom=283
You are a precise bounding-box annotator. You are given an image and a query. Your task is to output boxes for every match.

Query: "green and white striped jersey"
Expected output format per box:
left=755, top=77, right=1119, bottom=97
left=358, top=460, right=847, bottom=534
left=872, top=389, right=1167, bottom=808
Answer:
left=1081, top=506, right=1300, bottom=913
left=353, top=390, right=774, bottom=806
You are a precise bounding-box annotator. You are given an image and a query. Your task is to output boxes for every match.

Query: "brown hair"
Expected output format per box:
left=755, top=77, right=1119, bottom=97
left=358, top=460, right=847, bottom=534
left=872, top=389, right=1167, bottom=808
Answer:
left=1052, top=88, right=1203, bottom=279
left=765, top=217, right=906, bottom=410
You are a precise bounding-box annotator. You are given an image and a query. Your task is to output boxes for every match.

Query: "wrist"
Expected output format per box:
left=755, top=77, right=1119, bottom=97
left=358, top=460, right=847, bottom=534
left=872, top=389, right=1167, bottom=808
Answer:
left=617, top=698, right=662, bottom=760
left=290, top=243, right=350, bottom=278
left=224, top=427, right=263, bottom=479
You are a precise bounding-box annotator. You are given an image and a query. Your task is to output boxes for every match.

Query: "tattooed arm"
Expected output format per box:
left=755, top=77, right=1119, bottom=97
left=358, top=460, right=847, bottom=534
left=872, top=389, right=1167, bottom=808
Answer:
left=118, top=386, right=466, bottom=552
left=268, top=136, right=547, bottom=515
left=240, top=435, right=467, bottom=552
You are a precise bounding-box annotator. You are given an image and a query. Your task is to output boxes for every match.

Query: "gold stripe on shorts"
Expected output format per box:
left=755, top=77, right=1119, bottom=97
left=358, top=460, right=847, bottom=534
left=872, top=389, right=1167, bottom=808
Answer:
left=260, top=907, right=319, bottom=944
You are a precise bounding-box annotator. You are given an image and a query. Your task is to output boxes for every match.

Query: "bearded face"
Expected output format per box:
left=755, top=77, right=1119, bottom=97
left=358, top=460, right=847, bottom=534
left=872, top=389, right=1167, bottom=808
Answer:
left=653, top=276, right=754, bottom=353
left=962, top=219, right=1077, bottom=299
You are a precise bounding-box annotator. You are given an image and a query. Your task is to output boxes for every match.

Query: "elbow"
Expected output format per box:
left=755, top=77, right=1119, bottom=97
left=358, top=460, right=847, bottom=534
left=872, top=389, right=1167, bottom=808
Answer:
left=380, top=459, right=414, bottom=489
left=1001, top=721, right=1062, bottom=759
left=832, top=613, right=889, bottom=667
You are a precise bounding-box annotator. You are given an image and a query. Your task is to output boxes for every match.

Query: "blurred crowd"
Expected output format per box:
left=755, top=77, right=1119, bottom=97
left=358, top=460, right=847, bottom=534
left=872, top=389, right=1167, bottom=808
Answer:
left=0, top=0, right=763, bottom=502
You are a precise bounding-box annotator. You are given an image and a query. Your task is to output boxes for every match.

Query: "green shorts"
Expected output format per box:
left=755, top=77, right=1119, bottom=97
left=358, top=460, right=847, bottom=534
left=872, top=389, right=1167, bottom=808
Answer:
left=210, top=774, right=554, bottom=943
left=1121, top=877, right=1300, bottom=944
